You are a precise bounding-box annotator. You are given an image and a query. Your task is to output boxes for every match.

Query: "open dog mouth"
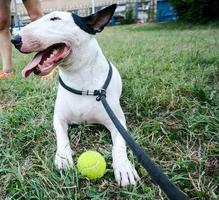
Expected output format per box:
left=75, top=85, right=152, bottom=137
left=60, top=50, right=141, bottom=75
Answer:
left=22, top=43, right=71, bottom=78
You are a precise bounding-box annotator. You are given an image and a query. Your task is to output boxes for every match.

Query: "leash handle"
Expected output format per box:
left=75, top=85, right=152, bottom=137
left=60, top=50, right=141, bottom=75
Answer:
left=100, top=96, right=189, bottom=200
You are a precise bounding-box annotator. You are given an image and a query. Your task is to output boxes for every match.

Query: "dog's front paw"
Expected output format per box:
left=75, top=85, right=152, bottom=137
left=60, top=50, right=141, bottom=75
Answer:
left=55, top=150, right=74, bottom=170
left=113, top=159, right=140, bottom=186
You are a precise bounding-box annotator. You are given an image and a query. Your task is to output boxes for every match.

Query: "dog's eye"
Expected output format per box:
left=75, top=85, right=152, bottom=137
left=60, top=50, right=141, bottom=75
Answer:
left=50, top=17, right=61, bottom=21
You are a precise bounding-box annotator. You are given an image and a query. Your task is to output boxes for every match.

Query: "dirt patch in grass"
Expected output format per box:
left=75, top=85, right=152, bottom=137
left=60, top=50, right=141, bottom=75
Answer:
left=206, top=155, right=219, bottom=176
left=0, top=182, right=8, bottom=200
left=0, top=99, right=15, bottom=109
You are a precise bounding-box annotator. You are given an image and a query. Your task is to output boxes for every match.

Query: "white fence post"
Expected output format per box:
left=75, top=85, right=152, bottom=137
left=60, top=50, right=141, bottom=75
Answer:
left=91, top=0, right=95, bottom=14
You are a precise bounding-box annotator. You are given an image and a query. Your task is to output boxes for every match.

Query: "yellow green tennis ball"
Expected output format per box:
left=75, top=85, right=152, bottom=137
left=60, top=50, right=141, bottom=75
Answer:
left=77, top=150, right=106, bottom=180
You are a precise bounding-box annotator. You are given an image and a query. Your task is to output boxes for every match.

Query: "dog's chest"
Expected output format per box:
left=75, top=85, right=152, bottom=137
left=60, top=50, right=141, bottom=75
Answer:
left=54, top=86, right=105, bottom=124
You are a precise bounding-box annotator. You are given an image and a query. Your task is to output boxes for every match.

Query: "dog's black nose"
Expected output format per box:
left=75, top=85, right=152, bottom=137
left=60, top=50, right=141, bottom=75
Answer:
left=11, top=34, right=22, bottom=49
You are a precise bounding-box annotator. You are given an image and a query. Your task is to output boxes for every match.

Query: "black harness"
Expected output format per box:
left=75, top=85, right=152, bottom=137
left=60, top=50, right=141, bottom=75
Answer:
left=59, top=61, right=189, bottom=200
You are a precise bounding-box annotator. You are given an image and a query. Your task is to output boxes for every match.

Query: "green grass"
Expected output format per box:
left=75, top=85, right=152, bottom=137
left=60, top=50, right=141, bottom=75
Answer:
left=0, top=22, right=218, bottom=199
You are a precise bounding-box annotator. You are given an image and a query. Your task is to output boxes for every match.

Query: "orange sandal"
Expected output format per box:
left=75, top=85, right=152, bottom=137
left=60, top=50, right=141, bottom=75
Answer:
left=0, top=70, right=15, bottom=79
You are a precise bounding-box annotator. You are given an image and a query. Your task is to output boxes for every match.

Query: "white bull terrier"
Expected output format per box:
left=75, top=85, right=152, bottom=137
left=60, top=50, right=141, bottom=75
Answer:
left=12, top=4, right=140, bottom=186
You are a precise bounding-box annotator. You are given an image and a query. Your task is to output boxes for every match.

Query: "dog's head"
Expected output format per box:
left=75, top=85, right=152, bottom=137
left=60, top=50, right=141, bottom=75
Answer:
left=12, top=4, right=117, bottom=78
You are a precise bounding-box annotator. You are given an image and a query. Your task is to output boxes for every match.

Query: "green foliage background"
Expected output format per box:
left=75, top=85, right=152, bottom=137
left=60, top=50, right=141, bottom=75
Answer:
left=168, top=0, right=219, bottom=23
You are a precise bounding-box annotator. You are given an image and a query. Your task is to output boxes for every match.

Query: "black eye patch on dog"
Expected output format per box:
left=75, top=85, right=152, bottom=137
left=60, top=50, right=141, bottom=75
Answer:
left=50, top=17, right=61, bottom=21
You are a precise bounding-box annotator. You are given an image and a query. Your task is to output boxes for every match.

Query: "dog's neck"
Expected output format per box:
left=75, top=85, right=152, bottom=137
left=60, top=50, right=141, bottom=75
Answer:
left=59, top=37, right=109, bottom=91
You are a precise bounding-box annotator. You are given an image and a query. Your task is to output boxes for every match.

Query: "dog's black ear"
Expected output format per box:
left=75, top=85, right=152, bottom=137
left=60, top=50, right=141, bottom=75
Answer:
left=85, top=4, right=117, bottom=33
left=72, top=4, right=117, bottom=34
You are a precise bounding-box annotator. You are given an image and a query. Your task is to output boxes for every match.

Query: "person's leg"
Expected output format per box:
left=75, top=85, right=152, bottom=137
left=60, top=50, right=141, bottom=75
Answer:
left=22, top=0, right=43, bottom=21
left=0, top=0, right=13, bottom=75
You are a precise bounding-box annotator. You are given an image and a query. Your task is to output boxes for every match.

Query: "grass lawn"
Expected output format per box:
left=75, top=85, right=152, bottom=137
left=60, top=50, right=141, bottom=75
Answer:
left=0, top=22, right=218, bottom=200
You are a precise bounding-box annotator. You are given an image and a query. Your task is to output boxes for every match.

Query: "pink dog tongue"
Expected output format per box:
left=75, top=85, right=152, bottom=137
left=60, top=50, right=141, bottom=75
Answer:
left=22, top=53, right=43, bottom=78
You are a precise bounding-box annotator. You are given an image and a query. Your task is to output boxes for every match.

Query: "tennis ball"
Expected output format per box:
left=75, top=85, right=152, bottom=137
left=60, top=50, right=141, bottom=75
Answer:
left=77, top=150, right=106, bottom=180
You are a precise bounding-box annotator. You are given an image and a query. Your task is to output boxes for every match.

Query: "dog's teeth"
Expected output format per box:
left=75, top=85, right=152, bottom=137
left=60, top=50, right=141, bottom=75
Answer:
left=53, top=49, right=58, bottom=54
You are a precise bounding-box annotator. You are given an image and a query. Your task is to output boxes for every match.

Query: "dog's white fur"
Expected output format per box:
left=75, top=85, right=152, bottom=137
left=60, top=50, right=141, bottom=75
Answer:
left=19, top=11, right=140, bottom=186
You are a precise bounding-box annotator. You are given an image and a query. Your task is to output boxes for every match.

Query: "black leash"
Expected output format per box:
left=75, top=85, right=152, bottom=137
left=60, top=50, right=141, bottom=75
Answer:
left=59, top=61, right=189, bottom=200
